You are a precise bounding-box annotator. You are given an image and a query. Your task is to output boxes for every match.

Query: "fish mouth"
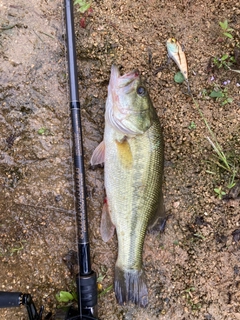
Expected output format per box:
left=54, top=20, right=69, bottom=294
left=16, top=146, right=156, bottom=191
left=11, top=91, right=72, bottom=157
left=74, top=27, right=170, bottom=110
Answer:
left=109, top=65, right=140, bottom=93
left=120, top=69, right=140, bottom=80
left=118, top=69, right=140, bottom=93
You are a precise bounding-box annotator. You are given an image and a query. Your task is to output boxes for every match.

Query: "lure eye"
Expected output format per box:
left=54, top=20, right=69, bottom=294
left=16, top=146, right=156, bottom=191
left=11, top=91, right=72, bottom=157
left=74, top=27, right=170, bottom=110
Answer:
left=137, top=86, right=146, bottom=96
left=171, top=38, right=176, bottom=43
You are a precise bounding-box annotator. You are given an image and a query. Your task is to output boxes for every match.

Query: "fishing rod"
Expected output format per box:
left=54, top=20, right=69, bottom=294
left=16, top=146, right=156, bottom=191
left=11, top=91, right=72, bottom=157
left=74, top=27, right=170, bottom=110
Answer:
left=0, top=291, right=47, bottom=319
left=64, top=0, right=98, bottom=318
left=0, top=1, right=98, bottom=319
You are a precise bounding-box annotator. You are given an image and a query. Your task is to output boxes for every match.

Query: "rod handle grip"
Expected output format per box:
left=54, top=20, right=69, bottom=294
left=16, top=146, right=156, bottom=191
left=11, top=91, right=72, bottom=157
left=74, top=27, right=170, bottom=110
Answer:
left=0, top=291, right=22, bottom=308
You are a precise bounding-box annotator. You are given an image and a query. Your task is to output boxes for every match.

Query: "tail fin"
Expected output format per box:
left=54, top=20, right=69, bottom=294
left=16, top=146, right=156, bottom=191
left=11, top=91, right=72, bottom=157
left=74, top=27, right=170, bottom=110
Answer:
left=114, top=266, right=148, bottom=307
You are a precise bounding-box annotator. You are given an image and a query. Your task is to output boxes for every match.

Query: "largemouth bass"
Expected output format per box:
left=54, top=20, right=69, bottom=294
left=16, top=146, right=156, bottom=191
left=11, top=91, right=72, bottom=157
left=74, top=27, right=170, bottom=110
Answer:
left=91, top=65, right=165, bottom=307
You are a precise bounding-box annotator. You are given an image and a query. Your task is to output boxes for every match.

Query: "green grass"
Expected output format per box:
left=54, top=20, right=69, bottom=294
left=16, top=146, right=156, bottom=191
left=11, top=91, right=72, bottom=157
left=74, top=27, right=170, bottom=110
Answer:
left=191, top=97, right=239, bottom=198
left=213, top=54, right=235, bottom=69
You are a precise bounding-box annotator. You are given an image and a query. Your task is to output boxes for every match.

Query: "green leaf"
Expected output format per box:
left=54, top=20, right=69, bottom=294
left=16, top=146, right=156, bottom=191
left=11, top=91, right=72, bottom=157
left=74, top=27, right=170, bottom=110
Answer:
left=38, top=127, right=47, bottom=135
left=74, top=0, right=85, bottom=5
left=221, top=54, right=229, bottom=61
left=209, top=90, right=224, bottom=98
left=222, top=97, right=233, bottom=105
left=214, top=188, right=226, bottom=199
left=214, top=188, right=221, bottom=194
left=71, top=291, right=78, bottom=301
left=223, top=32, right=233, bottom=39
left=79, top=2, right=91, bottom=13
left=193, top=233, right=205, bottom=240
left=219, top=20, right=228, bottom=31
left=206, top=170, right=216, bottom=175
left=56, top=291, right=74, bottom=303
left=174, top=71, right=185, bottom=84
left=97, top=274, right=106, bottom=282
left=188, top=121, right=196, bottom=130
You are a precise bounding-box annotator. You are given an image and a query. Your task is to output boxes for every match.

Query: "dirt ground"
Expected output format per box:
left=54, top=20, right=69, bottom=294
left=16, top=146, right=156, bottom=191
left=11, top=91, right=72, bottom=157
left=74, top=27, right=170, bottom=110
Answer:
left=0, top=0, right=240, bottom=319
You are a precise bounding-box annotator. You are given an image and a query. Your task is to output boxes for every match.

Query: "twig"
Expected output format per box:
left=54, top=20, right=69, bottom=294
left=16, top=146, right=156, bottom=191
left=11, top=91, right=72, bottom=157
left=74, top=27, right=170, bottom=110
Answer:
left=33, top=30, right=43, bottom=42
left=0, top=24, right=17, bottom=31
left=39, top=30, right=55, bottom=39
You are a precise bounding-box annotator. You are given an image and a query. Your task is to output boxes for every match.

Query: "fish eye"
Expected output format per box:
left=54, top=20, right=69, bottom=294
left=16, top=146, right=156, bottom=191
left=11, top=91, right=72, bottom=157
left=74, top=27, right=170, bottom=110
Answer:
left=137, top=86, right=146, bottom=96
left=171, top=38, right=176, bottom=43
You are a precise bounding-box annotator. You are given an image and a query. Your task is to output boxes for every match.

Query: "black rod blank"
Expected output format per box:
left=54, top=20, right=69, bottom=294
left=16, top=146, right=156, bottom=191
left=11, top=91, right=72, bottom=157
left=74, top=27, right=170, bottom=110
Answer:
left=64, top=0, right=98, bottom=318
left=65, top=0, right=90, bottom=274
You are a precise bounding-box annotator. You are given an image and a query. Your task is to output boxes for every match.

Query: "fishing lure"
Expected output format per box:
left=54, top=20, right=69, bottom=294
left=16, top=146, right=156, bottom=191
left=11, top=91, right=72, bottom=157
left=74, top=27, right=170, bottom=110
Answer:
left=166, top=37, right=190, bottom=91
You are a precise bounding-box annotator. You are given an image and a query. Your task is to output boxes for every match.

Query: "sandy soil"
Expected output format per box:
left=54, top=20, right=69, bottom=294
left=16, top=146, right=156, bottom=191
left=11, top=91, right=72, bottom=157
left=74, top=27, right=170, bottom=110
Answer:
left=0, top=0, right=240, bottom=319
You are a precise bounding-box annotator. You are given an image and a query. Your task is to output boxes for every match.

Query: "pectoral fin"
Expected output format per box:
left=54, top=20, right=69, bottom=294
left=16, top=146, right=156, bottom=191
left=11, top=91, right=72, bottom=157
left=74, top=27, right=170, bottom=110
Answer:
left=101, top=200, right=115, bottom=242
left=90, top=141, right=105, bottom=166
left=115, top=139, right=133, bottom=168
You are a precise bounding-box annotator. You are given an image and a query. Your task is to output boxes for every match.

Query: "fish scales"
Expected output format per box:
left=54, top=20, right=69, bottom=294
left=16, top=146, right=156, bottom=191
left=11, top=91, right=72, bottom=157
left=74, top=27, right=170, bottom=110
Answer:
left=105, top=117, right=163, bottom=268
